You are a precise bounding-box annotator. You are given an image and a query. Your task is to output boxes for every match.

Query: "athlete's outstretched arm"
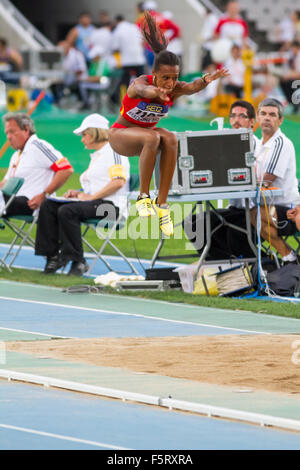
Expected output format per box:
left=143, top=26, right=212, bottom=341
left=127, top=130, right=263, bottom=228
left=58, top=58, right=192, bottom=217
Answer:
left=127, top=75, right=170, bottom=102
left=174, top=68, right=230, bottom=98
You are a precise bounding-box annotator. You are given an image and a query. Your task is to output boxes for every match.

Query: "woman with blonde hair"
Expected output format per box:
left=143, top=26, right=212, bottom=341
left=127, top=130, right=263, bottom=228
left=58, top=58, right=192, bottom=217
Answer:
left=35, top=113, right=130, bottom=276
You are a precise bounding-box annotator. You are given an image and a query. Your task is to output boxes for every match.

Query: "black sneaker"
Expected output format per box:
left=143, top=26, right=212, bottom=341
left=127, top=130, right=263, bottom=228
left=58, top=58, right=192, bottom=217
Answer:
left=68, top=259, right=89, bottom=276
left=44, top=255, right=65, bottom=274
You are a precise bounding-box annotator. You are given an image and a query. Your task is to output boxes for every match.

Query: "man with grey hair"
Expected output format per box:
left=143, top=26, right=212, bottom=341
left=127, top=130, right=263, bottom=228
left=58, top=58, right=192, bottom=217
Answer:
left=250, top=98, right=300, bottom=264
left=0, top=113, right=73, bottom=217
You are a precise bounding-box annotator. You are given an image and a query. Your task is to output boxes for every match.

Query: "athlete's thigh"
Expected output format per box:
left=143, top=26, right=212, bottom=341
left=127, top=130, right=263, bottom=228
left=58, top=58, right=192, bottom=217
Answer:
left=153, top=126, right=178, bottom=149
left=108, top=127, right=159, bottom=156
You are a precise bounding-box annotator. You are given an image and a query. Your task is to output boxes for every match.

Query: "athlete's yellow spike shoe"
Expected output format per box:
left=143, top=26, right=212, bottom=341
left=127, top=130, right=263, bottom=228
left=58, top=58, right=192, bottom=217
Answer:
left=136, top=194, right=155, bottom=217
left=152, top=197, right=174, bottom=237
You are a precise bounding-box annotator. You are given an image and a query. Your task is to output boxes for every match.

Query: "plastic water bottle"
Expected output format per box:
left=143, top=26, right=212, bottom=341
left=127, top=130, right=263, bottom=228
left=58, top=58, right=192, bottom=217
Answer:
left=0, top=80, right=6, bottom=110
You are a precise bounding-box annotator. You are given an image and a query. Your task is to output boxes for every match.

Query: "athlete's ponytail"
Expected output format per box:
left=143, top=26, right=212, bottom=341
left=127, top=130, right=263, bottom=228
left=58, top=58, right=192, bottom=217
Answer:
left=141, top=11, right=180, bottom=71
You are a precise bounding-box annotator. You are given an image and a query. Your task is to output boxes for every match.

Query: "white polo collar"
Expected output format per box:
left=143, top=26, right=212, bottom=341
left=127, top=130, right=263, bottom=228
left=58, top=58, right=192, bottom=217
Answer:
left=260, top=128, right=282, bottom=148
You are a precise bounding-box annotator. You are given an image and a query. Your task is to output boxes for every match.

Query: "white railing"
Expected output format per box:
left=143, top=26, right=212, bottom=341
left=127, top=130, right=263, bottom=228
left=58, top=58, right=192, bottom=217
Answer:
left=0, top=0, right=53, bottom=50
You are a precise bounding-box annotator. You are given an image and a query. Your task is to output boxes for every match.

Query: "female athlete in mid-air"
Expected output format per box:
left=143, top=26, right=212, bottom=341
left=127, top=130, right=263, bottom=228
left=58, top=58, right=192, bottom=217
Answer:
left=109, top=11, right=229, bottom=236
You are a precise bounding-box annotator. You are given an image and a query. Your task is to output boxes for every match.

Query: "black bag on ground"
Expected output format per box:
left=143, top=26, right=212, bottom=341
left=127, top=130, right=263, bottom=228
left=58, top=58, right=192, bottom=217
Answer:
left=265, top=263, right=300, bottom=297
left=251, top=256, right=278, bottom=288
left=184, top=206, right=256, bottom=260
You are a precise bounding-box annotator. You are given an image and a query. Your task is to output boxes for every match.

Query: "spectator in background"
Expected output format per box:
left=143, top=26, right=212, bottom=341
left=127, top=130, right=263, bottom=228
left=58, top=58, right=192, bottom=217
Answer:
left=111, top=15, right=146, bottom=91
left=50, top=41, right=88, bottom=105
left=199, top=8, right=219, bottom=69
left=214, top=0, right=249, bottom=48
left=274, top=11, right=298, bottom=51
left=89, top=14, right=112, bottom=56
left=279, top=41, right=300, bottom=113
left=162, top=10, right=183, bottom=74
left=223, top=43, right=245, bottom=98
left=78, top=45, right=113, bottom=111
left=0, top=37, right=23, bottom=84
left=136, top=1, right=181, bottom=70
left=136, top=2, right=145, bottom=23
left=98, top=10, right=112, bottom=28
left=65, top=12, right=95, bottom=65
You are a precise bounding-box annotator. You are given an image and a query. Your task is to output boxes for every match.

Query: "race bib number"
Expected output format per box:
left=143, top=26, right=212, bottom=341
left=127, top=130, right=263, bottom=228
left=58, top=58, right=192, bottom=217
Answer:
left=126, top=101, right=169, bottom=123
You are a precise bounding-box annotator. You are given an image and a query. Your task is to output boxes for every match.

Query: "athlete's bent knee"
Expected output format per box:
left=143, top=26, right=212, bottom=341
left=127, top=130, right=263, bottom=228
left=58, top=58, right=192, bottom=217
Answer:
left=144, top=130, right=161, bottom=149
left=161, top=131, right=178, bottom=150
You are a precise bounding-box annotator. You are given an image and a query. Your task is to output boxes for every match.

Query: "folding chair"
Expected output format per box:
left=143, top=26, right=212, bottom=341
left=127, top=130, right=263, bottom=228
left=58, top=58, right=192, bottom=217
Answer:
left=81, top=174, right=140, bottom=275
left=283, top=230, right=300, bottom=258
left=282, top=179, right=300, bottom=258
left=0, top=177, right=38, bottom=271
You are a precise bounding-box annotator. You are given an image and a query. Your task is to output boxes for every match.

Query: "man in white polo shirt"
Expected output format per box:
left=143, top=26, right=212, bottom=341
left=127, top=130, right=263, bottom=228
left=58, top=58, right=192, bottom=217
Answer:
left=0, top=113, right=73, bottom=216
left=250, top=98, right=300, bottom=264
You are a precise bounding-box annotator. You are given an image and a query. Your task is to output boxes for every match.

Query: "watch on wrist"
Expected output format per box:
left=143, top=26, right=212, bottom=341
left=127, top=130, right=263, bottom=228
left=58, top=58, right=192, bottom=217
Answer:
left=43, top=191, right=50, bottom=197
left=201, top=73, right=209, bottom=85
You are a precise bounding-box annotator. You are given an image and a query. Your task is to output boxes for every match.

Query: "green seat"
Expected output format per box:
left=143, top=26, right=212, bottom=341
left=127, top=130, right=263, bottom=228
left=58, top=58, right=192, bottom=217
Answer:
left=0, top=177, right=38, bottom=271
left=2, top=177, right=24, bottom=197
left=1, top=177, right=24, bottom=218
left=81, top=174, right=140, bottom=275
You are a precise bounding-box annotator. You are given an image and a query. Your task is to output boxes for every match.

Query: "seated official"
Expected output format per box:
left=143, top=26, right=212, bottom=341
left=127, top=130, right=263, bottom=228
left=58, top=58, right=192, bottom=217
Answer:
left=0, top=113, right=73, bottom=216
left=35, top=113, right=130, bottom=276
left=250, top=98, right=300, bottom=265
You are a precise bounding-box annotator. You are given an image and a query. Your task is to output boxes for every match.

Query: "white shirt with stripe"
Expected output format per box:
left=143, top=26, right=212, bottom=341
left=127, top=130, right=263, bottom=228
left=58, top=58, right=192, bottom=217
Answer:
left=79, top=142, right=130, bottom=217
left=5, top=134, right=67, bottom=200
left=255, top=128, right=300, bottom=207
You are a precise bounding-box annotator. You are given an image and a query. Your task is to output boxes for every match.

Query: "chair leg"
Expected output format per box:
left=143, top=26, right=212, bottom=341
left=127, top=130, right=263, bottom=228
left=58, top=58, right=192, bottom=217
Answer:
left=1, top=220, right=27, bottom=267
left=2, top=217, right=37, bottom=269
left=8, top=217, right=38, bottom=268
left=82, top=222, right=139, bottom=276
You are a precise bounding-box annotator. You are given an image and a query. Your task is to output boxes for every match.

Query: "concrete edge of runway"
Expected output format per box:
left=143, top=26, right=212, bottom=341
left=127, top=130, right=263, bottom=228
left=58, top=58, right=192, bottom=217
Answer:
left=1, top=368, right=300, bottom=434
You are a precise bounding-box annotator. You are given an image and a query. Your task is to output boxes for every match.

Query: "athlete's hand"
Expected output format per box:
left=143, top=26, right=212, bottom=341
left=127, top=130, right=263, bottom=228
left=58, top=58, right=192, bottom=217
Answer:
left=144, top=85, right=170, bottom=102
left=155, top=87, right=170, bottom=102
left=204, top=68, right=230, bottom=83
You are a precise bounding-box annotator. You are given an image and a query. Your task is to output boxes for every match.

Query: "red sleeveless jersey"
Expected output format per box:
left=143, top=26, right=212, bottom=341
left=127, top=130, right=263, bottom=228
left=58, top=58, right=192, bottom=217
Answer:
left=119, top=75, right=173, bottom=128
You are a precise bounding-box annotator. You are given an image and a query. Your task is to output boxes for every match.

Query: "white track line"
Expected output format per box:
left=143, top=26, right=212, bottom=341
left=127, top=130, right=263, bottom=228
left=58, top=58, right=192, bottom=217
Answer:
left=0, top=326, right=69, bottom=339
left=0, top=423, right=130, bottom=449
left=0, top=295, right=267, bottom=335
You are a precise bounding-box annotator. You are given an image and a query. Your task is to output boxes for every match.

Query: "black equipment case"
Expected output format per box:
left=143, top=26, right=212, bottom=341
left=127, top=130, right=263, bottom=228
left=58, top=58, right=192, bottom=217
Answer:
left=154, top=128, right=256, bottom=195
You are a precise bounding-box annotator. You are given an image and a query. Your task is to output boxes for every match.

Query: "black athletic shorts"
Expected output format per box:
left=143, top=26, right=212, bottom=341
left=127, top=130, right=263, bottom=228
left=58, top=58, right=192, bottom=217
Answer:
left=275, top=205, right=297, bottom=236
